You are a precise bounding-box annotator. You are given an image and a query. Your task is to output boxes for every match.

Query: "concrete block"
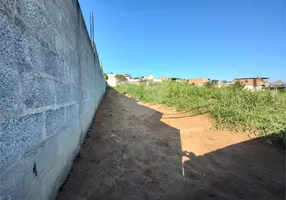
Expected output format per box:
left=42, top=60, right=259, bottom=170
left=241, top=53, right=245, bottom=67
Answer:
left=0, top=150, right=40, bottom=199
left=81, top=56, right=90, bottom=77
left=43, top=0, right=62, bottom=30
left=0, top=136, right=59, bottom=200
left=0, top=158, right=27, bottom=200
left=0, top=66, right=23, bottom=117
left=56, top=82, right=71, bottom=104
left=57, top=126, right=80, bottom=162
left=63, top=10, right=78, bottom=40
left=66, top=104, right=78, bottom=123
left=0, top=132, right=63, bottom=200
left=23, top=182, right=45, bottom=200
left=45, top=107, right=65, bottom=137
left=21, top=72, right=55, bottom=109
left=55, top=0, right=75, bottom=24
left=69, top=63, right=79, bottom=86
left=66, top=48, right=78, bottom=70
left=81, top=100, right=93, bottom=116
left=0, top=17, right=46, bottom=75
left=82, top=77, right=91, bottom=90
left=23, top=136, right=60, bottom=180
left=42, top=47, right=65, bottom=79
left=35, top=130, right=76, bottom=200
left=42, top=155, right=72, bottom=200
left=61, top=62, right=72, bottom=84
left=79, top=103, right=95, bottom=136
left=16, top=0, right=55, bottom=49
left=0, top=113, right=43, bottom=174
left=61, top=19, right=76, bottom=50
left=82, top=89, right=89, bottom=100
left=0, top=12, right=25, bottom=67
left=18, top=31, right=45, bottom=74
left=55, top=32, right=69, bottom=61
left=80, top=101, right=86, bottom=116
left=0, top=0, right=16, bottom=13
left=90, top=90, right=96, bottom=99
left=70, top=86, right=79, bottom=102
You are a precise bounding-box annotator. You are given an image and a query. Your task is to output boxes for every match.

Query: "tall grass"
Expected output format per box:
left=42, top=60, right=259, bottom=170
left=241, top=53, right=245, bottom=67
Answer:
left=116, top=82, right=286, bottom=143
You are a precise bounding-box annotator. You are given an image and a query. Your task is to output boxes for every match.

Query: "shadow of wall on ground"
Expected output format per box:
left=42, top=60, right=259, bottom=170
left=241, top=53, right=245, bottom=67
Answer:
left=57, top=88, right=285, bottom=200
left=178, top=138, right=285, bottom=200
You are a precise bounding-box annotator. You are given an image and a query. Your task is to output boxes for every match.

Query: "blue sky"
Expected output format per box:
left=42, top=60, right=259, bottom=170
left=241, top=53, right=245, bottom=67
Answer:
left=78, top=0, right=285, bottom=81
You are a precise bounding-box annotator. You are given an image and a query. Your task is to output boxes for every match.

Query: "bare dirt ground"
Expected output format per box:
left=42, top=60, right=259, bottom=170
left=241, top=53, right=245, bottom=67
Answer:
left=57, top=88, right=285, bottom=200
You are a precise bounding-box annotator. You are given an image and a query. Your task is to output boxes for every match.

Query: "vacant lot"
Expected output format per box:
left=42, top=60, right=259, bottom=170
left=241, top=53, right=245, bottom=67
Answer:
left=116, top=82, right=286, bottom=144
left=57, top=88, right=284, bottom=200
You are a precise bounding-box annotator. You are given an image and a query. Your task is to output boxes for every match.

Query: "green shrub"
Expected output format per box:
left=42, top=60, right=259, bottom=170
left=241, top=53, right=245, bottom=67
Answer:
left=104, top=73, right=108, bottom=80
left=115, top=74, right=127, bottom=84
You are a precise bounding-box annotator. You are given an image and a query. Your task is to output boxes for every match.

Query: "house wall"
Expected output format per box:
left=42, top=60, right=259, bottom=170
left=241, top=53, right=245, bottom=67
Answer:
left=161, top=77, right=171, bottom=81
left=153, top=78, right=163, bottom=82
left=235, top=78, right=265, bottom=86
left=188, top=78, right=209, bottom=85
left=142, top=75, right=154, bottom=81
left=128, top=79, right=140, bottom=84
left=0, top=1, right=106, bottom=199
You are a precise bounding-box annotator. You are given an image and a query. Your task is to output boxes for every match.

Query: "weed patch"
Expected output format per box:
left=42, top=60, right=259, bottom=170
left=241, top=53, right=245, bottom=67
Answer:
left=116, top=82, right=286, bottom=144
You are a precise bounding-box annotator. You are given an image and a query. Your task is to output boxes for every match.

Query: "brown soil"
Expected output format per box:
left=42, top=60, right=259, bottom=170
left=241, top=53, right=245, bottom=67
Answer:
left=57, top=88, right=285, bottom=200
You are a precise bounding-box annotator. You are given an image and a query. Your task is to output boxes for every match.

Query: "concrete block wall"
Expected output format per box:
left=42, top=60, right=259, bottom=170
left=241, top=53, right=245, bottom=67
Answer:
left=0, top=1, right=106, bottom=199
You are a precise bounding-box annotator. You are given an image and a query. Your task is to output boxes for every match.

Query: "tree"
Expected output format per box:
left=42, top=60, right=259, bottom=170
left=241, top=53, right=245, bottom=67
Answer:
left=124, top=74, right=132, bottom=79
left=211, top=80, right=219, bottom=85
left=115, top=74, right=128, bottom=84
left=233, top=80, right=245, bottom=89
left=205, top=82, right=214, bottom=88
left=104, top=73, right=108, bottom=80
left=205, top=79, right=218, bottom=87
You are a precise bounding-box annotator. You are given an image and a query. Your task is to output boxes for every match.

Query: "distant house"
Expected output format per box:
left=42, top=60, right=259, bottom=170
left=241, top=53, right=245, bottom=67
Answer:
left=218, top=80, right=233, bottom=87
left=272, top=80, right=286, bottom=86
left=142, top=75, right=154, bottom=81
left=106, top=73, right=117, bottom=87
left=123, top=74, right=132, bottom=80
left=159, top=77, right=185, bottom=82
left=170, top=77, right=185, bottom=82
left=234, top=77, right=270, bottom=90
left=188, top=78, right=210, bottom=86
left=269, top=80, right=286, bottom=91
left=128, top=78, right=140, bottom=84
left=153, top=78, right=163, bottom=83
left=160, top=77, right=171, bottom=81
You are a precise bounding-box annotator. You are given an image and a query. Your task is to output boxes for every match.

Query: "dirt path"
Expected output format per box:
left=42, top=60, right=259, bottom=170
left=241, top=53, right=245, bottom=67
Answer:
left=57, top=88, right=285, bottom=200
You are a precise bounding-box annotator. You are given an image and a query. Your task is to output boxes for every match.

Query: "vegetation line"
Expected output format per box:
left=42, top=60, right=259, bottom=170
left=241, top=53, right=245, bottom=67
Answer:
left=115, top=82, right=286, bottom=144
